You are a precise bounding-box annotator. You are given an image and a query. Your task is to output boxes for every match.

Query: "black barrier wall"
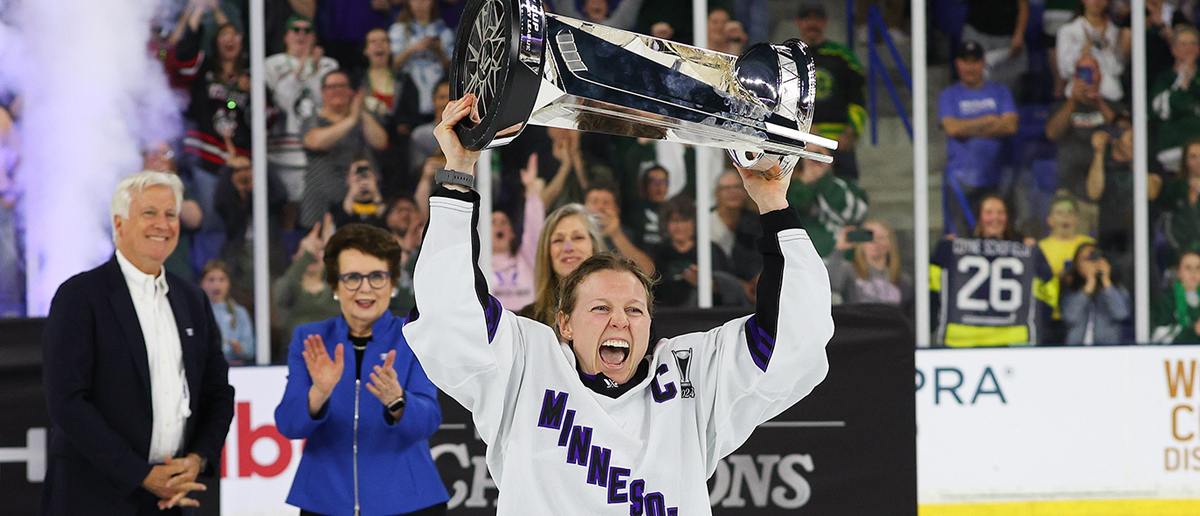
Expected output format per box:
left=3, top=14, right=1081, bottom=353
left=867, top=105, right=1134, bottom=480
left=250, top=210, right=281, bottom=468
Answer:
left=1, top=305, right=916, bottom=514
left=0, top=318, right=223, bottom=515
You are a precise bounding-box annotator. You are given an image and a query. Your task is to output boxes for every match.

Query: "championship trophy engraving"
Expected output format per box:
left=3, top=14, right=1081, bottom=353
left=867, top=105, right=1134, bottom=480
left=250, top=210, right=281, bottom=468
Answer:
left=449, top=0, right=838, bottom=177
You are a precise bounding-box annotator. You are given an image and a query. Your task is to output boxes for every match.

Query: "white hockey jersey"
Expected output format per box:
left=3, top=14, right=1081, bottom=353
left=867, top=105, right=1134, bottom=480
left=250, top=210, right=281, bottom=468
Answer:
left=406, top=190, right=833, bottom=515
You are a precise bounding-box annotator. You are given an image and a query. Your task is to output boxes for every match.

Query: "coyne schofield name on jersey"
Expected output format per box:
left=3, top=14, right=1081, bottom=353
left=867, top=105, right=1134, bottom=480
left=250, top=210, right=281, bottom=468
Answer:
left=948, top=238, right=1037, bottom=326
left=537, top=380, right=687, bottom=516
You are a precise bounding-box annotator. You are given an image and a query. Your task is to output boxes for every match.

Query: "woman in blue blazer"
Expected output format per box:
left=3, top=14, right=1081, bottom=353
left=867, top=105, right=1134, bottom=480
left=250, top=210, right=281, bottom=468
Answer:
left=275, top=223, right=449, bottom=516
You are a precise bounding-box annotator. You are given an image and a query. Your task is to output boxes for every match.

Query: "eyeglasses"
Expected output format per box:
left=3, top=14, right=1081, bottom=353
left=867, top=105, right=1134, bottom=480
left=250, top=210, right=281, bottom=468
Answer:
left=339, top=270, right=392, bottom=290
left=323, top=82, right=351, bottom=90
left=289, top=26, right=314, bottom=34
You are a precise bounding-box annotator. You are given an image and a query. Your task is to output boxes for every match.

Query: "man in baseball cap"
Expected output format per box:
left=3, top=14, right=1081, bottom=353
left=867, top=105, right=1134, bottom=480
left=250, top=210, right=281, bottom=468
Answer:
left=937, top=39, right=1018, bottom=237
left=957, top=40, right=985, bottom=61
left=796, top=2, right=826, bottom=20
left=794, top=1, right=866, bottom=181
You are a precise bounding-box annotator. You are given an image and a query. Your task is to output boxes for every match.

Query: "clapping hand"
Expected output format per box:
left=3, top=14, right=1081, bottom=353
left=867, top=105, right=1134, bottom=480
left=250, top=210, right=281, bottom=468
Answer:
left=350, top=88, right=368, bottom=120
left=298, top=222, right=323, bottom=260
left=551, top=137, right=571, bottom=166
left=303, top=334, right=344, bottom=411
left=297, top=215, right=333, bottom=261
left=365, top=350, right=406, bottom=415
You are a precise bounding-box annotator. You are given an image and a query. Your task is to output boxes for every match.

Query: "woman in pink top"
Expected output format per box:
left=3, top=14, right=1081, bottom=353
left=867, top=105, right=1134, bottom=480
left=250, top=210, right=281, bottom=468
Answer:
left=490, top=154, right=546, bottom=310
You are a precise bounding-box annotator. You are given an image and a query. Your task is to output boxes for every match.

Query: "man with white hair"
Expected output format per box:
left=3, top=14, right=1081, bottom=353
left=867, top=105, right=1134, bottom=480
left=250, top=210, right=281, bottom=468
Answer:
left=41, top=171, right=235, bottom=514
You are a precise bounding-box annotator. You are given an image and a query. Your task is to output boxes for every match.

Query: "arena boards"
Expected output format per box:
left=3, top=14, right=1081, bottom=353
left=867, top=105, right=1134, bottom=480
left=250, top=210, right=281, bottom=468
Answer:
left=917, top=345, right=1200, bottom=514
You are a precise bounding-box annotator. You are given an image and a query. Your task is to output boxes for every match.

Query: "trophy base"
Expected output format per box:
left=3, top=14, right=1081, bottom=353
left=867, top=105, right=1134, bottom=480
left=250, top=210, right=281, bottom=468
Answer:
left=449, top=0, right=545, bottom=151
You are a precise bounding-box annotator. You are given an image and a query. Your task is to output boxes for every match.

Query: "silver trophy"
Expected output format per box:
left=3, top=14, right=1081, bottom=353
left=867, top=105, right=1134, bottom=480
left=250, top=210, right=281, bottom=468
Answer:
left=449, top=0, right=837, bottom=177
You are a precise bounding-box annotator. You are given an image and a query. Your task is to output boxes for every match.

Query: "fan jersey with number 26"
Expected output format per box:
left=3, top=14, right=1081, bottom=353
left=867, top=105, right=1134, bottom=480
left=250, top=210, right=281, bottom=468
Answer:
left=930, top=238, right=1057, bottom=347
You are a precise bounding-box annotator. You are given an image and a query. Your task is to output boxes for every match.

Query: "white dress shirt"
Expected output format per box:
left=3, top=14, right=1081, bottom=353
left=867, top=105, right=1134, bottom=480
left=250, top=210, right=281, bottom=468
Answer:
left=116, top=250, right=191, bottom=462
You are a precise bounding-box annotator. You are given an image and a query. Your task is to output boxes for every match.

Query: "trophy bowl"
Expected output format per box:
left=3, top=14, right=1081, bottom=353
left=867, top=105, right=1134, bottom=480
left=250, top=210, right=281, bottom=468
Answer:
left=450, top=0, right=837, bottom=176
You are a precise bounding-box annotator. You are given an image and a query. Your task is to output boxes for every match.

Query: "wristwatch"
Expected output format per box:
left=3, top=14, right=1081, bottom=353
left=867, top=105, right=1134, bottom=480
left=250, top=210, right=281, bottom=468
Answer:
left=387, top=392, right=406, bottom=412
left=434, top=168, right=476, bottom=191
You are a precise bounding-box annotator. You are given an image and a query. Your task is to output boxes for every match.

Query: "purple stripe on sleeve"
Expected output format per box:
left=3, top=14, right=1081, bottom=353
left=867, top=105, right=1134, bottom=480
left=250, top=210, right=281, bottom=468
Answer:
left=485, top=294, right=503, bottom=343
left=744, top=316, right=776, bottom=372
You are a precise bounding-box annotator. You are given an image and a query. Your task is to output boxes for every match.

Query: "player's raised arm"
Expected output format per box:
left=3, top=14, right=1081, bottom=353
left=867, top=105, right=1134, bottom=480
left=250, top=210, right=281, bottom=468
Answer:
left=695, top=163, right=833, bottom=464
left=405, top=94, right=532, bottom=417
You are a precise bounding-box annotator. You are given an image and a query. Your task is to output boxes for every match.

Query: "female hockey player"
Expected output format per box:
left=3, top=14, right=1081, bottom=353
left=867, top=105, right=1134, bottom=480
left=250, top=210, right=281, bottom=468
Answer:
left=404, top=94, right=834, bottom=515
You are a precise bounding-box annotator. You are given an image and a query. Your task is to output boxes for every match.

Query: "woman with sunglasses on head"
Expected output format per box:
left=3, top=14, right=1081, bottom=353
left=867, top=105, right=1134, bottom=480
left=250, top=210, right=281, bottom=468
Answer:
left=275, top=223, right=449, bottom=516
left=405, top=95, right=832, bottom=514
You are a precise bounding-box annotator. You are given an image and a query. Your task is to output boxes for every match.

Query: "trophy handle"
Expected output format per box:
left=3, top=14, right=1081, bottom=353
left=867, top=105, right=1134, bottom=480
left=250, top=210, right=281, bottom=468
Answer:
left=727, top=39, right=826, bottom=177
left=450, top=0, right=546, bottom=150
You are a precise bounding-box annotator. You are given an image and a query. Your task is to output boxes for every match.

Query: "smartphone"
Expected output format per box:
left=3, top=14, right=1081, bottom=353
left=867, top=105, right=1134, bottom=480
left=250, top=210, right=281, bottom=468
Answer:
left=846, top=229, right=875, bottom=243
left=1087, top=249, right=1103, bottom=261
left=1075, top=66, right=1094, bottom=85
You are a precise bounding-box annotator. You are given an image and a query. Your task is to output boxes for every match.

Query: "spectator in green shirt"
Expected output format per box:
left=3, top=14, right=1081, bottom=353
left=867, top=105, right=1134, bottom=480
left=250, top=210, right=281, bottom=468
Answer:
left=796, top=3, right=867, bottom=181
left=1153, top=250, right=1200, bottom=344
left=785, top=146, right=869, bottom=258
left=1151, top=25, right=1200, bottom=173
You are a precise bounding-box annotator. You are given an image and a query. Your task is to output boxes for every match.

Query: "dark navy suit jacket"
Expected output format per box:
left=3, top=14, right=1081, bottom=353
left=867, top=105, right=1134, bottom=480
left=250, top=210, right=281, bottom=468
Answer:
left=41, top=256, right=235, bottom=515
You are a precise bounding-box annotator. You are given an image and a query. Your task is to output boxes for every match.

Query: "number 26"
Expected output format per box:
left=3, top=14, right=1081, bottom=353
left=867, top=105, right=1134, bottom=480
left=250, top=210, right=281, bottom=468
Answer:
left=956, top=256, right=1024, bottom=312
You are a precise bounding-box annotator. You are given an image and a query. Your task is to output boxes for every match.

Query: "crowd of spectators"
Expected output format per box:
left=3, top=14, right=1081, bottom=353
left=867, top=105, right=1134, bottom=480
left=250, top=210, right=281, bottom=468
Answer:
left=932, top=0, right=1200, bottom=345
left=0, top=0, right=902, bottom=361
left=141, top=0, right=1196, bottom=353
left=0, top=0, right=1188, bottom=354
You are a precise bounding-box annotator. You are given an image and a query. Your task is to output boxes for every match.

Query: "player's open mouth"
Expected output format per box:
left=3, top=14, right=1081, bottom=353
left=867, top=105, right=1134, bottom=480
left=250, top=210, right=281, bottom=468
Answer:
left=355, top=299, right=375, bottom=309
left=599, top=339, right=629, bottom=368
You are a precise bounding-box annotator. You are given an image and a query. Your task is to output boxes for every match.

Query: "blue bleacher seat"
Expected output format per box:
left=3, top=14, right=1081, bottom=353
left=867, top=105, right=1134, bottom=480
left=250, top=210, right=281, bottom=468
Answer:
left=1029, top=158, right=1057, bottom=194
left=190, top=230, right=227, bottom=279
left=282, top=230, right=305, bottom=263
left=1023, top=158, right=1059, bottom=235
left=1010, top=103, right=1056, bottom=172
left=1024, top=1, right=1048, bottom=76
